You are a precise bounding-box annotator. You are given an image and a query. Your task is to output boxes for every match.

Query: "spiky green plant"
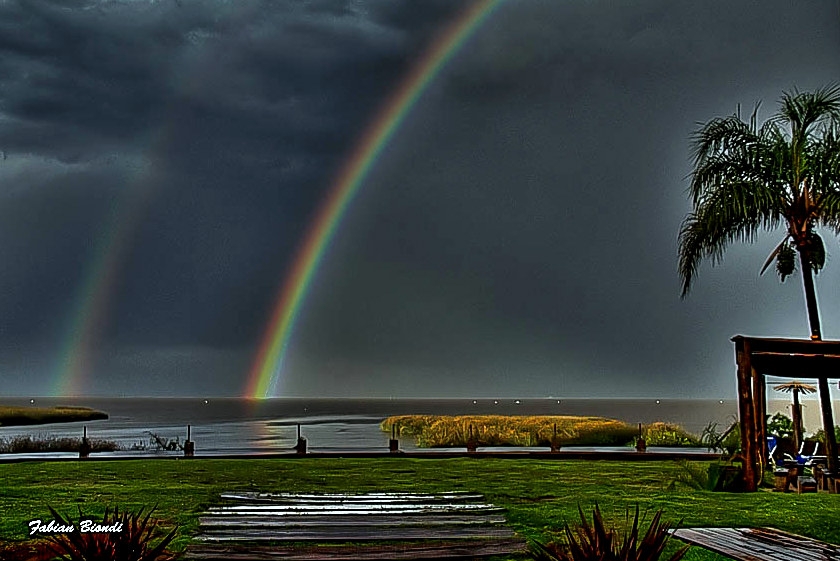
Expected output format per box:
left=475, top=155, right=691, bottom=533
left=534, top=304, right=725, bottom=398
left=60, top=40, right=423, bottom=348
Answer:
left=530, top=504, right=688, bottom=561
left=45, top=505, right=178, bottom=561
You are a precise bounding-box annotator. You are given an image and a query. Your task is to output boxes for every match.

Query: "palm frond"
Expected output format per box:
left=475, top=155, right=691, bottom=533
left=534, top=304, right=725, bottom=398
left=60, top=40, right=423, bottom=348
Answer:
left=759, top=238, right=788, bottom=276
left=777, top=84, right=840, bottom=142
left=678, top=182, right=784, bottom=296
left=680, top=85, right=840, bottom=296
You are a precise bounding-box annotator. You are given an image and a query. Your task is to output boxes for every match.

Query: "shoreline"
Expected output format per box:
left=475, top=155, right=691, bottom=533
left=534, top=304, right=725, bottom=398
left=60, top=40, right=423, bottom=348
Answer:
left=0, top=406, right=108, bottom=427
left=0, top=447, right=721, bottom=464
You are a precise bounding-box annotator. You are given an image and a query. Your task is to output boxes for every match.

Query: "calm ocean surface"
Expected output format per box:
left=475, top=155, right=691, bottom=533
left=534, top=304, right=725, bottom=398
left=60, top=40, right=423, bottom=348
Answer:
left=2, top=396, right=829, bottom=458
left=0, top=397, right=750, bottom=459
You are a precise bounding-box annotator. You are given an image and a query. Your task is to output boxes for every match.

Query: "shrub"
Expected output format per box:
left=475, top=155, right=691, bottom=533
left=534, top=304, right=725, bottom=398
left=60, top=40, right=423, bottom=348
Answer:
left=45, top=505, right=178, bottom=561
left=530, top=504, right=688, bottom=561
left=811, top=425, right=840, bottom=445
left=641, top=423, right=700, bottom=447
left=668, top=460, right=743, bottom=492
left=699, top=421, right=740, bottom=455
left=766, top=413, right=793, bottom=439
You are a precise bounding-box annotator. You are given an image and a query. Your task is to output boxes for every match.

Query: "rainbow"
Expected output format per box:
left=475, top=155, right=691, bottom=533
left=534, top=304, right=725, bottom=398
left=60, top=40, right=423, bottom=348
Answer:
left=52, top=54, right=210, bottom=396
left=245, top=0, right=504, bottom=398
left=53, top=166, right=157, bottom=396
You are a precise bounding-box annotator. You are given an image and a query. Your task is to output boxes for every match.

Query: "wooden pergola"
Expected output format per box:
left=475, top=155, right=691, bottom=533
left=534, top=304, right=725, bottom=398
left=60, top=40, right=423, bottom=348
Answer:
left=733, top=335, right=840, bottom=491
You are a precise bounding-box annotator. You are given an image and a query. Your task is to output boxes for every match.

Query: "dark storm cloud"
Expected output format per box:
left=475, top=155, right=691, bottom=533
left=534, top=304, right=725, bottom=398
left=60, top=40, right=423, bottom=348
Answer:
left=280, top=0, right=840, bottom=397
left=0, top=0, right=470, bottom=396
left=0, top=0, right=837, bottom=396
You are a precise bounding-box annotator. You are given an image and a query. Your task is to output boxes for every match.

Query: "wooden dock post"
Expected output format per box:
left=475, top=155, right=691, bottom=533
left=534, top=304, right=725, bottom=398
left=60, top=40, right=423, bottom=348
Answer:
left=184, top=424, right=195, bottom=457
left=635, top=423, right=647, bottom=452
left=389, top=424, right=400, bottom=453
left=294, top=424, right=307, bottom=455
left=79, top=426, right=90, bottom=459
left=466, top=424, right=477, bottom=453
left=550, top=423, right=560, bottom=452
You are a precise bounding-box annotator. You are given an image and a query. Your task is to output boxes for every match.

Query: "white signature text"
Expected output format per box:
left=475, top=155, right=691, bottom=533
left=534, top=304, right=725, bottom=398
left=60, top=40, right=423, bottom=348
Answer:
left=28, top=519, right=124, bottom=536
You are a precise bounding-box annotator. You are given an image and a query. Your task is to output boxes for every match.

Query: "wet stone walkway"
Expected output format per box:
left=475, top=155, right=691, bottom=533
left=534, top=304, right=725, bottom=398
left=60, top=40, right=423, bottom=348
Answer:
left=184, top=491, right=527, bottom=560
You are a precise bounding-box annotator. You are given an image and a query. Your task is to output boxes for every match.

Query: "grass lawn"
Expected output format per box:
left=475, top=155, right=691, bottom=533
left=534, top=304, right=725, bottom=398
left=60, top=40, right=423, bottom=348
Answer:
left=0, top=457, right=837, bottom=560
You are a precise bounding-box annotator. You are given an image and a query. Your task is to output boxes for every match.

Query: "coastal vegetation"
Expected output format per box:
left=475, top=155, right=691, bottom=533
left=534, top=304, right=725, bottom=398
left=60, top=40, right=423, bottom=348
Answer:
left=0, top=435, right=118, bottom=454
left=0, top=405, right=107, bottom=426
left=0, top=458, right=838, bottom=560
left=380, top=415, right=700, bottom=448
left=678, top=84, right=840, bottom=475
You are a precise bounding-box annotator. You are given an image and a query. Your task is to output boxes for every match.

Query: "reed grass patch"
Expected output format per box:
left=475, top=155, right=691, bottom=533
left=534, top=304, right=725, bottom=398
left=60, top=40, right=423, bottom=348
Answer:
left=641, top=423, right=701, bottom=447
left=0, top=406, right=108, bottom=426
left=380, top=415, right=641, bottom=447
left=0, top=435, right=119, bottom=454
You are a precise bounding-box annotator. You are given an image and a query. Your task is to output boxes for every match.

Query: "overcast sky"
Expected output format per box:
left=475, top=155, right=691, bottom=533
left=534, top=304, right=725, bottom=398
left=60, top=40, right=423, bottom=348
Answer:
left=0, top=0, right=838, bottom=398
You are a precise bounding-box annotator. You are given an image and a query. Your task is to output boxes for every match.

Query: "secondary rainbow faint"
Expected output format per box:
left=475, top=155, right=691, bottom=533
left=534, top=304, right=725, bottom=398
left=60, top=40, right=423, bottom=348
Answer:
left=245, top=0, right=505, bottom=399
left=53, top=162, right=157, bottom=396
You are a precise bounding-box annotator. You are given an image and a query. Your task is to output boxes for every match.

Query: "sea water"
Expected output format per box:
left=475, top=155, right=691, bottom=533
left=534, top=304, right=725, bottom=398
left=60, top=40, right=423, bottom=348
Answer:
left=0, top=397, right=751, bottom=458
left=0, top=397, right=831, bottom=458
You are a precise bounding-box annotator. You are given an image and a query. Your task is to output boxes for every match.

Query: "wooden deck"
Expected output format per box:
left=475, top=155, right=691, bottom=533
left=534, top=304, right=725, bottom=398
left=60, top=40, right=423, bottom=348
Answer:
left=672, top=527, right=840, bottom=560
left=184, top=492, right=527, bottom=560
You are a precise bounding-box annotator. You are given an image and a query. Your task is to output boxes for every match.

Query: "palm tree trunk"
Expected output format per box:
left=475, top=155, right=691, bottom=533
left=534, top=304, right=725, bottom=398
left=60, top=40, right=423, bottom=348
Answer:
left=800, top=254, right=822, bottom=340
left=800, top=253, right=838, bottom=476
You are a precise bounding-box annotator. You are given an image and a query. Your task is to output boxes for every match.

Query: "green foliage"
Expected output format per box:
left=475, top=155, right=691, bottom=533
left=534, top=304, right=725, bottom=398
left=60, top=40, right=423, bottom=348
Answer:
left=641, top=423, right=701, bottom=447
left=678, top=84, right=840, bottom=297
left=529, top=504, right=688, bottom=561
left=669, top=461, right=743, bottom=492
left=766, top=413, right=794, bottom=439
left=45, top=505, right=178, bottom=561
left=699, top=421, right=741, bottom=455
left=811, top=425, right=840, bottom=444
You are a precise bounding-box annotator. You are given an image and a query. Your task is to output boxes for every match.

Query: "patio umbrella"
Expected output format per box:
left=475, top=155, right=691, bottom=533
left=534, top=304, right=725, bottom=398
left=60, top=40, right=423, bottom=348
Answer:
left=773, top=381, right=817, bottom=453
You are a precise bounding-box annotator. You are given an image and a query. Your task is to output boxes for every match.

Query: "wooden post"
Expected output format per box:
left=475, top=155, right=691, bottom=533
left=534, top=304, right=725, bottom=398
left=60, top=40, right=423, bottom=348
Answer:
left=735, top=337, right=758, bottom=491
left=466, top=424, right=477, bottom=453
left=754, top=372, right=767, bottom=468
left=79, top=426, right=90, bottom=459
left=184, top=424, right=195, bottom=457
left=294, top=424, right=307, bottom=454
left=550, top=423, right=560, bottom=452
left=389, top=424, right=400, bottom=453
left=635, top=422, right=646, bottom=452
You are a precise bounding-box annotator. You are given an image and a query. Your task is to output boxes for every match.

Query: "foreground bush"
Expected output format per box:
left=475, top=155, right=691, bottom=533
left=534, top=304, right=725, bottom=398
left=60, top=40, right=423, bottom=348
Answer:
left=641, top=423, right=700, bottom=447
left=530, top=504, right=688, bottom=561
left=381, top=415, right=639, bottom=447
left=45, top=505, right=178, bottom=561
left=668, top=460, right=744, bottom=492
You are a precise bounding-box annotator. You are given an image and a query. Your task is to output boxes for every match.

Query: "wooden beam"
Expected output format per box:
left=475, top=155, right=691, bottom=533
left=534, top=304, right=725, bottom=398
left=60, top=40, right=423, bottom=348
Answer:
left=754, top=371, right=767, bottom=469
left=735, top=338, right=758, bottom=491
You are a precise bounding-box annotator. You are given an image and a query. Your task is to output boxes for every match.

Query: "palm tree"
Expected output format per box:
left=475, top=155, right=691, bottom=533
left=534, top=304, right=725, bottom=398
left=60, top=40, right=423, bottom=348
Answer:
left=679, top=85, right=840, bottom=476
left=773, top=380, right=817, bottom=453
